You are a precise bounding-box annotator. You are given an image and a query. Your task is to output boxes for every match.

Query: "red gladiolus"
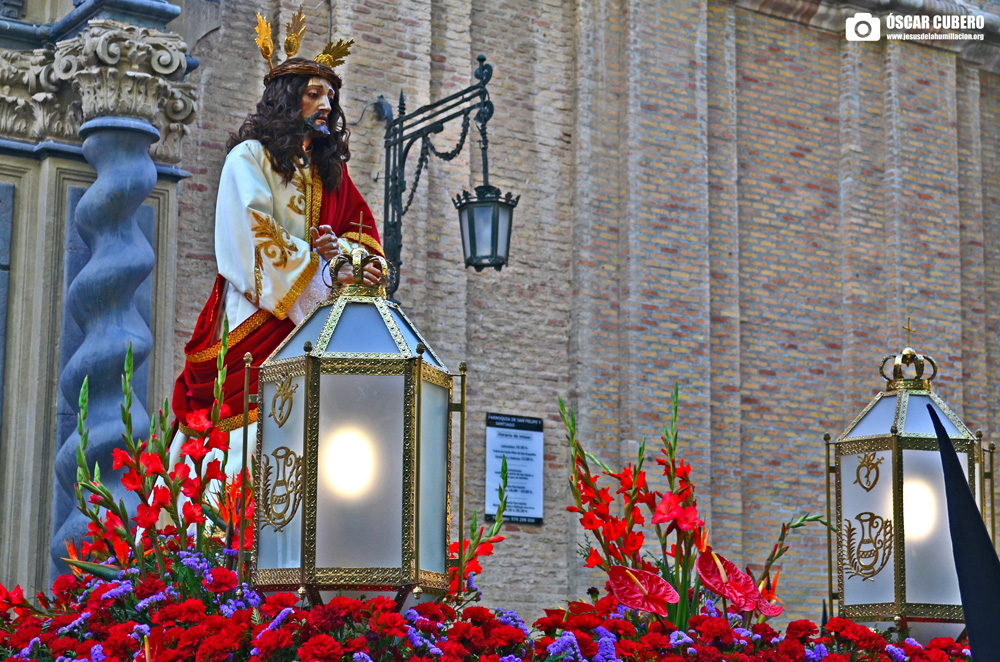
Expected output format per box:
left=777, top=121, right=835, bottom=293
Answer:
left=607, top=565, right=679, bottom=616
left=185, top=409, right=212, bottom=433
left=675, top=505, right=704, bottom=532
left=121, top=468, right=142, bottom=492
left=696, top=549, right=759, bottom=611
left=584, top=547, right=604, bottom=568
left=182, top=500, right=206, bottom=526
left=652, top=493, right=681, bottom=524
left=133, top=504, right=160, bottom=530
left=111, top=447, right=132, bottom=471
left=140, top=452, right=165, bottom=477
left=180, top=436, right=209, bottom=463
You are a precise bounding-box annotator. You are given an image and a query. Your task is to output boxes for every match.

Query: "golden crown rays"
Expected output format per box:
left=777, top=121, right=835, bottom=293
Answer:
left=253, top=7, right=352, bottom=72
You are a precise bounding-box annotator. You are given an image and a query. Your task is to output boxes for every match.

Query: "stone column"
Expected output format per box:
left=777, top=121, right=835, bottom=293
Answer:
left=41, top=21, right=192, bottom=576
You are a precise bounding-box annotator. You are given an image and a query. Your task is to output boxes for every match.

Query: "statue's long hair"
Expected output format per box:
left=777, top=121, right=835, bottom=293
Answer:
left=227, top=62, right=350, bottom=191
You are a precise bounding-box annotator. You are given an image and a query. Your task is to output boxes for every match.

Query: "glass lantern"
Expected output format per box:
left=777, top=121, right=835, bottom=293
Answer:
left=453, top=184, right=519, bottom=272
left=827, top=347, right=988, bottom=641
left=252, top=249, right=457, bottom=603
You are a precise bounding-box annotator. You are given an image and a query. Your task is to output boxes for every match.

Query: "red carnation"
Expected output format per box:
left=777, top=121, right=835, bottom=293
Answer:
left=300, top=634, right=343, bottom=662
left=203, top=567, right=238, bottom=594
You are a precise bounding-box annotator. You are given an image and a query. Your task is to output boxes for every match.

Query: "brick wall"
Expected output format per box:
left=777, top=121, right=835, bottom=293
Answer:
left=170, top=0, right=1000, bottom=623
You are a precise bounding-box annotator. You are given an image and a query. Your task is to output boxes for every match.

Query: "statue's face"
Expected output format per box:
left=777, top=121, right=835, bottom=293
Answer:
left=301, top=76, right=334, bottom=131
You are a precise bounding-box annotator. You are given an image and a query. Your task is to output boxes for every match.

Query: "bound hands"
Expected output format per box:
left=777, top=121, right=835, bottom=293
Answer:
left=310, top=224, right=382, bottom=285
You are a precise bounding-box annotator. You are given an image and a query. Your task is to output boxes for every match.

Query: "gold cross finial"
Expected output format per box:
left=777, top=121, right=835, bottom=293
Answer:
left=902, top=316, right=915, bottom=346
left=351, top=211, right=372, bottom=239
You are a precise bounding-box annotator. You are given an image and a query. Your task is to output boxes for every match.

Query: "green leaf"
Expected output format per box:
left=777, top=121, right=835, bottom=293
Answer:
left=65, top=558, right=123, bottom=581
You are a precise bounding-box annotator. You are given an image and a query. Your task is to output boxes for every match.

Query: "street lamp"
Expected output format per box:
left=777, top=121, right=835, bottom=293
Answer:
left=826, top=346, right=993, bottom=641
left=379, top=54, right=519, bottom=298
left=250, top=248, right=467, bottom=604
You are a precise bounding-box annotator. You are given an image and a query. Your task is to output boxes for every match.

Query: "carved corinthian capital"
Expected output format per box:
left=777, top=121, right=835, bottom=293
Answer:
left=0, top=19, right=197, bottom=163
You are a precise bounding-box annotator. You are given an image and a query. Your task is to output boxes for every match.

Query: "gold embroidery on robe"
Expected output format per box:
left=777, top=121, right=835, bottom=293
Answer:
left=249, top=209, right=296, bottom=304
left=287, top=171, right=307, bottom=215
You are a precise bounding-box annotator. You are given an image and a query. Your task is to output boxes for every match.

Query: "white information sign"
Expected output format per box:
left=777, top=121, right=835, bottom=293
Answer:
left=485, top=413, right=544, bottom=524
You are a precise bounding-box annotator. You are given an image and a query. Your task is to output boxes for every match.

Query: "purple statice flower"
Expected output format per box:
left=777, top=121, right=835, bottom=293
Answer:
left=57, top=610, right=91, bottom=635
left=135, top=591, right=167, bottom=611
left=805, top=644, right=830, bottom=662
left=499, top=656, right=521, bottom=662
left=242, top=585, right=262, bottom=608
left=752, top=634, right=762, bottom=642
left=594, top=626, right=618, bottom=662
left=669, top=630, right=694, bottom=648
left=466, top=573, right=478, bottom=591
left=130, top=623, right=151, bottom=641
left=964, top=649, right=972, bottom=658
left=686, top=648, right=698, bottom=656
left=733, top=627, right=752, bottom=640
left=223, top=547, right=239, bottom=557
left=353, top=654, right=373, bottom=662
left=16, top=638, right=41, bottom=660
left=905, top=638, right=922, bottom=649
left=102, top=580, right=134, bottom=601
left=612, top=603, right=629, bottom=619
left=704, top=597, right=719, bottom=618
left=497, top=609, right=530, bottom=636
left=165, top=585, right=180, bottom=599
left=547, top=631, right=583, bottom=661
left=91, top=644, right=106, bottom=662
left=884, top=645, right=906, bottom=662
left=771, top=637, right=783, bottom=645
left=220, top=599, right=247, bottom=618
left=405, top=608, right=419, bottom=623
left=407, top=625, right=432, bottom=650
left=179, top=551, right=211, bottom=578
left=261, top=607, right=294, bottom=634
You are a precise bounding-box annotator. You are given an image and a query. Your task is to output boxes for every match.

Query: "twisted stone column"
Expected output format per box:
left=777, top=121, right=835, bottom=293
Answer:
left=41, top=21, right=194, bottom=576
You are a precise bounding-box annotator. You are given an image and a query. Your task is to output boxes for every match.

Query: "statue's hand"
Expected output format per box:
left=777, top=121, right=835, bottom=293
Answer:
left=337, top=261, right=382, bottom=286
left=311, top=225, right=340, bottom=261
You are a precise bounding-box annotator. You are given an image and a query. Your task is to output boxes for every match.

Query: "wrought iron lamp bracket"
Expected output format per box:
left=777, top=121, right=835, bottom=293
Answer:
left=380, top=55, right=495, bottom=299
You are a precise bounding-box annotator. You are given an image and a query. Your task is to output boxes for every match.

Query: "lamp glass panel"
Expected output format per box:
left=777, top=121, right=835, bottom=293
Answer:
left=458, top=206, right=471, bottom=262
left=472, top=204, right=494, bottom=260
left=273, top=306, right=333, bottom=361
left=257, top=375, right=306, bottom=570
left=387, top=308, right=443, bottom=368
left=326, top=303, right=399, bottom=354
left=846, top=395, right=897, bottom=438
left=903, top=448, right=963, bottom=605
left=903, top=395, right=962, bottom=437
left=839, top=450, right=895, bottom=605
left=315, top=374, right=405, bottom=568
left=418, top=381, right=449, bottom=574
left=496, top=205, right=512, bottom=260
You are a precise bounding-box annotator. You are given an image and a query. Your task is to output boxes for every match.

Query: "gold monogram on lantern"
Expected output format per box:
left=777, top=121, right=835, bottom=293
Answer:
left=844, top=512, right=893, bottom=580
left=259, top=446, right=303, bottom=532
left=854, top=452, right=883, bottom=492
left=269, top=375, right=297, bottom=428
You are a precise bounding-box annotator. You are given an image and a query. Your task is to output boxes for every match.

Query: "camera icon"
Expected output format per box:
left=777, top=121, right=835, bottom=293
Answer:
left=846, top=12, right=881, bottom=41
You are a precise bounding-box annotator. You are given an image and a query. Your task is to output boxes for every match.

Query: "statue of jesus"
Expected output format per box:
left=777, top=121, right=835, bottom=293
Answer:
left=172, top=17, right=381, bottom=447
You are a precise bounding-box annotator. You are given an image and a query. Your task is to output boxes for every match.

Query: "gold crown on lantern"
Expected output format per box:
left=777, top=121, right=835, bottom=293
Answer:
left=254, top=6, right=354, bottom=86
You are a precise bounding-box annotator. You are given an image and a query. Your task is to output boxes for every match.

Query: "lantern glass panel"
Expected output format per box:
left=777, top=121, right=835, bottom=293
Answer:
left=257, top=375, right=307, bottom=569
left=902, top=448, right=963, bottom=605
left=903, top=395, right=961, bottom=437
left=387, top=308, right=443, bottom=368
left=846, top=395, right=897, bottom=438
left=418, top=381, right=449, bottom=574
left=458, top=206, right=471, bottom=262
left=472, top=204, right=494, bottom=260
left=496, top=204, right=512, bottom=261
left=840, top=450, right=895, bottom=605
left=327, top=304, right=400, bottom=354
left=315, top=373, right=405, bottom=568
left=273, top=310, right=333, bottom=361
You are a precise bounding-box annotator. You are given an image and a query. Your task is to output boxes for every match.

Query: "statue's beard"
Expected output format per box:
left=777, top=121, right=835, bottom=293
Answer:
left=304, top=112, right=331, bottom=137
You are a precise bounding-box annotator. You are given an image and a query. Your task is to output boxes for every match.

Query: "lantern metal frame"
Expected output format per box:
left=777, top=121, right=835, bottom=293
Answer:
left=250, top=254, right=462, bottom=603
left=825, top=348, right=995, bottom=628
